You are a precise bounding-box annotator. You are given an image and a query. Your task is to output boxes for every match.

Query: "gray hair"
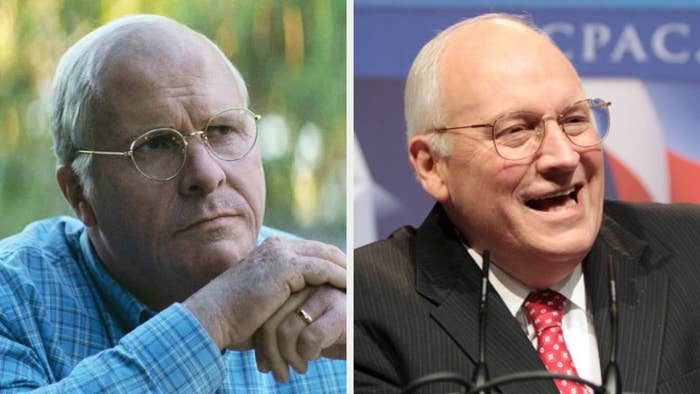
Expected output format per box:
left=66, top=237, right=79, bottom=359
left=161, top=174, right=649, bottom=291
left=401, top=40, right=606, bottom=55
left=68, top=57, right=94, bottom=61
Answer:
left=51, top=14, right=248, bottom=197
left=404, top=13, right=547, bottom=156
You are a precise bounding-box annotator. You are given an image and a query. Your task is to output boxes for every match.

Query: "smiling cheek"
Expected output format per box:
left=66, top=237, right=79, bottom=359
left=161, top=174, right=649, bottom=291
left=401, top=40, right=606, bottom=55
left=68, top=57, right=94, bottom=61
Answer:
left=580, top=149, right=605, bottom=239
left=444, top=149, right=525, bottom=244
left=512, top=154, right=603, bottom=256
left=491, top=163, right=533, bottom=231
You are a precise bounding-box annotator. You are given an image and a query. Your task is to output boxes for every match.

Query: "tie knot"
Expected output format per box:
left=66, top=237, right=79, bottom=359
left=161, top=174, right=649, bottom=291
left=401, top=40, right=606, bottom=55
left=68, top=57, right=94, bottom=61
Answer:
left=524, top=290, right=566, bottom=332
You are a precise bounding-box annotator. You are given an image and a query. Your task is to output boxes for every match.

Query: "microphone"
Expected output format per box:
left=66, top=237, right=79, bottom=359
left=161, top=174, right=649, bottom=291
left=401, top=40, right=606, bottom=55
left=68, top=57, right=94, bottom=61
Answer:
left=404, top=251, right=622, bottom=394
left=472, top=250, right=490, bottom=394
left=602, top=256, right=621, bottom=394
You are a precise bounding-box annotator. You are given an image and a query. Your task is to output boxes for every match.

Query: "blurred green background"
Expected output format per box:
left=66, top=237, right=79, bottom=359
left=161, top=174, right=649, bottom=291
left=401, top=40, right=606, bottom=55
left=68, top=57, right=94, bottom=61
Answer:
left=0, top=0, right=346, bottom=248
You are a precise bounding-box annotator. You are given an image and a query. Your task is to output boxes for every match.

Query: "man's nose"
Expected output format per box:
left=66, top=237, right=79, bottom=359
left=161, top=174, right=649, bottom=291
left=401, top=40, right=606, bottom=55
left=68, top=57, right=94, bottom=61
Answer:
left=534, top=119, right=580, bottom=175
left=178, top=133, right=226, bottom=196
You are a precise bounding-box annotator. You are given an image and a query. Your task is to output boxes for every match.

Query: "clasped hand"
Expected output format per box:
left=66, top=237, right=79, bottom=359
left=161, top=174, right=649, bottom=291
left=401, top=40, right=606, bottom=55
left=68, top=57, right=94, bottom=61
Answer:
left=184, top=237, right=346, bottom=383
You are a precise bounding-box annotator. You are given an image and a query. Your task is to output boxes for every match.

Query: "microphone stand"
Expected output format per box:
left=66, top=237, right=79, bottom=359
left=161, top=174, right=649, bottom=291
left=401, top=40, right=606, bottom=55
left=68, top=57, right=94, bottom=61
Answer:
left=403, top=251, right=621, bottom=394
left=602, top=256, right=621, bottom=394
left=472, top=250, right=490, bottom=394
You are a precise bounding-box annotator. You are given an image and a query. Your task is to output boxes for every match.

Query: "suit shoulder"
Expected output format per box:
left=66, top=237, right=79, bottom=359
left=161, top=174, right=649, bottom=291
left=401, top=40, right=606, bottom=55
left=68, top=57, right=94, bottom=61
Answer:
left=354, top=225, right=418, bottom=289
left=604, top=200, right=700, bottom=227
left=605, top=199, right=700, bottom=216
left=603, top=200, right=700, bottom=247
left=355, top=226, right=416, bottom=266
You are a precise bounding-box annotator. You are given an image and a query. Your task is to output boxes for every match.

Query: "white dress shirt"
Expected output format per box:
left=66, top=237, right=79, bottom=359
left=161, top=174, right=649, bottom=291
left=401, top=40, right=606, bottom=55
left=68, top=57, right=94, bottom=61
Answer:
left=466, top=247, right=602, bottom=388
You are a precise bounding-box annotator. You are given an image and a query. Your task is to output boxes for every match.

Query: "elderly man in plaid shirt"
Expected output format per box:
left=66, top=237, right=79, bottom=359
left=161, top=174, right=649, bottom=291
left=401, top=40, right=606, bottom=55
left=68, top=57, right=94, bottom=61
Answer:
left=0, top=15, right=345, bottom=393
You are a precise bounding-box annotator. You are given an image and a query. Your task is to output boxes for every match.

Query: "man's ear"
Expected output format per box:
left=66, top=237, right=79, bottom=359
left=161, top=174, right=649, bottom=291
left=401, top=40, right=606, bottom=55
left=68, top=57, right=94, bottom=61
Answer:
left=408, top=135, right=450, bottom=202
left=56, top=165, right=97, bottom=227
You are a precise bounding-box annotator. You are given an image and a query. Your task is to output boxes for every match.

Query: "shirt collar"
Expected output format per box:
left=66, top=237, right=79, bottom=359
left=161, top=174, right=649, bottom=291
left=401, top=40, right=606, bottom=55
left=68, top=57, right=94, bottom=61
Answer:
left=466, top=247, right=587, bottom=317
left=79, top=229, right=155, bottom=330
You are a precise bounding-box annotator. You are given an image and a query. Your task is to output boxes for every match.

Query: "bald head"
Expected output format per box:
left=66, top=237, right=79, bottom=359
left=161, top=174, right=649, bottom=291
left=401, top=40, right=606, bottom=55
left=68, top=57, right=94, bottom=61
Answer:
left=439, top=17, right=580, bottom=128
left=405, top=14, right=581, bottom=154
left=97, top=18, right=233, bottom=95
left=51, top=15, right=247, bottom=195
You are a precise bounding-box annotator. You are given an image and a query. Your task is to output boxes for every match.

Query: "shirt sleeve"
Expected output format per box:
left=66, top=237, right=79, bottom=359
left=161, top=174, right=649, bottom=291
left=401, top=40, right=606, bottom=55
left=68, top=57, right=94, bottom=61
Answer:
left=0, top=303, right=225, bottom=393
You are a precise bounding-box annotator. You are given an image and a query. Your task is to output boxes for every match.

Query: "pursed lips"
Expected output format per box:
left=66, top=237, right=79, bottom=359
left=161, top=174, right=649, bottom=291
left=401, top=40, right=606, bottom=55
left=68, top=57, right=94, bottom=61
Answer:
left=174, top=213, right=241, bottom=235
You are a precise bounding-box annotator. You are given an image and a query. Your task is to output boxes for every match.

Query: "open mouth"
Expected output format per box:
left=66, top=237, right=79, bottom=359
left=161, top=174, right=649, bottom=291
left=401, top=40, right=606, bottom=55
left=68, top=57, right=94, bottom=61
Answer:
left=525, top=186, right=581, bottom=212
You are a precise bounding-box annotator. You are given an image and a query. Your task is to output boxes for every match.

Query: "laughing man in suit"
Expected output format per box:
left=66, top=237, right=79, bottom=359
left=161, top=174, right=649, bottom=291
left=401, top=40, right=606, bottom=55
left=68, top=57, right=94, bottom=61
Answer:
left=354, top=13, right=700, bottom=394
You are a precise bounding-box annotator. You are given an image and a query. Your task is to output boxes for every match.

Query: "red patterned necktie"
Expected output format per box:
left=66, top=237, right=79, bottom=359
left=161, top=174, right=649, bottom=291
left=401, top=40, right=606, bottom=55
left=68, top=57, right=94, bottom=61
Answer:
left=523, top=290, right=589, bottom=394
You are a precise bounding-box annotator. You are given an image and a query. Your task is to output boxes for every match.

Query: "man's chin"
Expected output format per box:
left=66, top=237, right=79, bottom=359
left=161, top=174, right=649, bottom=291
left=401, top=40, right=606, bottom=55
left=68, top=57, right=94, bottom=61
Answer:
left=180, top=252, right=240, bottom=292
left=526, top=232, right=595, bottom=264
left=174, top=238, right=254, bottom=273
left=204, top=240, right=253, bottom=263
left=191, top=225, right=245, bottom=243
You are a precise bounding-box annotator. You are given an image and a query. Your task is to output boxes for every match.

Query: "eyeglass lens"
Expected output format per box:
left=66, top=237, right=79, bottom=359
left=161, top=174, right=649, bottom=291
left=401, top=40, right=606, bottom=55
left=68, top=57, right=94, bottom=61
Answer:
left=132, top=129, right=187, bottom=180
left=130, top=108, right=258, bottom=180
left=204, top=108, right=258, bottom=160
left=493, top=98, right=609, bottom=160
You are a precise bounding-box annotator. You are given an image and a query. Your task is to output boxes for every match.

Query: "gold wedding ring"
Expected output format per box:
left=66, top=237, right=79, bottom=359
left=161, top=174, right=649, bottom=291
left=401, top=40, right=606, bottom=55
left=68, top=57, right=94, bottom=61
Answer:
left=295, top=307, right=313, bottom=325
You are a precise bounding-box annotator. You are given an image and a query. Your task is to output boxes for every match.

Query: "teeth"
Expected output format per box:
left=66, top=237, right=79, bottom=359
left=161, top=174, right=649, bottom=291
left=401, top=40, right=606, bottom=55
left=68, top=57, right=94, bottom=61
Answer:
left=535, top=187, right=575, bottom=200
left=545, top=197, right=577, bottom=211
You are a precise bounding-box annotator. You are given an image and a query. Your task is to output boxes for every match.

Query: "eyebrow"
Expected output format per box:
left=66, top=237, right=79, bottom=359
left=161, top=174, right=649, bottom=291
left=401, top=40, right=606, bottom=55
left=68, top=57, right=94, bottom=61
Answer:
left=492, top=99, right=585, bottom=120
left=119, top=125, right=172, bottom=146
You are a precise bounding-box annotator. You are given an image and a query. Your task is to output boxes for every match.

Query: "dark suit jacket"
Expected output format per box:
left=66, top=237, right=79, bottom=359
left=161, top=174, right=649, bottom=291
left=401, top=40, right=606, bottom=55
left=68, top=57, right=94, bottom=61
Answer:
left=354, top=200, right=700, bottom=393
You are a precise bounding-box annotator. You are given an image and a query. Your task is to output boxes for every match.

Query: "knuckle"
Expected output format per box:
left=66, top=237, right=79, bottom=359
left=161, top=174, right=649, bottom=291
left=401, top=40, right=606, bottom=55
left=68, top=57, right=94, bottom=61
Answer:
left=328, top=287, right=346, bottom=301
left=321, top=243, right=346, bottom=264
left=299, top=325, right=324, bottom=351
left=328, top=244, right=345, bottom=258
left=278, top=321, right=297, bottom=338
left=261, top=237, right=287, bottom=257
left=258, top=237, right=296, bottom=271
left=263, top=235, right=283, bottom=246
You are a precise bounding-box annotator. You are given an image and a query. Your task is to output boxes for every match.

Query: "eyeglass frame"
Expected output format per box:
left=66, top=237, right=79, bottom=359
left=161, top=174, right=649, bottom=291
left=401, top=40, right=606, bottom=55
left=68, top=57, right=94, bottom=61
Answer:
left=430, top=98, right=612, bottom=160
left=75, top=107, right=262, bottom=181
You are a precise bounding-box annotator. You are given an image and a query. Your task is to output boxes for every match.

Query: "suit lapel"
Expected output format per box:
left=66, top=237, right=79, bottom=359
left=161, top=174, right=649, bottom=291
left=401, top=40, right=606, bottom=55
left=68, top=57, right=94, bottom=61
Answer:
left=585, top=212, right=670, bottom=393
left=414, top=204, right=558, bottom=393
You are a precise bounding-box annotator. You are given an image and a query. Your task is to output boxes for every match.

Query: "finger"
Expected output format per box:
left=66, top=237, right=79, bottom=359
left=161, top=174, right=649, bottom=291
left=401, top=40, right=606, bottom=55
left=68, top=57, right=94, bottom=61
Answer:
left=286, top=257, right=347, bottom=293
left=290, top=239, right=347, bottom=268
left=277, top=308, right=311, bottom=373
left=254, top=288, right=312, bottom=382
left=297, top=292, right=346, bottom=361
left=253, top=337, right=270, bottom=373
left=278, top=287, right=331, bottom=368
left=262, top=237, right=346, bottom=269
left=320, top=343, right=346, bottom=359
left=254, top=315, right=288, bottom=382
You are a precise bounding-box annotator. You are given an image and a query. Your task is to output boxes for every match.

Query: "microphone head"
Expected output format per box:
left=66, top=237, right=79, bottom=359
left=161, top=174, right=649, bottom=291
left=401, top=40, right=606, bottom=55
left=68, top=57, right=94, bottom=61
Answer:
left=481, top=250, right=490, bottom=277
left=603, top=362, right=621, bottom=394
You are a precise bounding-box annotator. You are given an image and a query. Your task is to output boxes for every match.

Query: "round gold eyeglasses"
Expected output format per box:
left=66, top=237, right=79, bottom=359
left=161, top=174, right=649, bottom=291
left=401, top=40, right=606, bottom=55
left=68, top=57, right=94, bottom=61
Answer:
left=75, top=108, right=261, bottom=181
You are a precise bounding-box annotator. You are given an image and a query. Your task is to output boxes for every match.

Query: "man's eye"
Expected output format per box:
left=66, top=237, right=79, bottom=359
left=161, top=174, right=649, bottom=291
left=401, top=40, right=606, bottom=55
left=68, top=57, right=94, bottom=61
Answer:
left=504, top=125, right=527, bottom=134
left=562, top=115, right=588, bottom=125
left=136, top=135, right=179, bottom=151
left=496, top=124, right=530, bottom=138
left=207, top=125, right=238, bottom=136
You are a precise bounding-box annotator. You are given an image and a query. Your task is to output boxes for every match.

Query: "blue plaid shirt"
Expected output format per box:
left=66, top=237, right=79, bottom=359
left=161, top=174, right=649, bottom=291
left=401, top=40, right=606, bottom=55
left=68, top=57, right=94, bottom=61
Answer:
left=0, top=217, right=345, bottom=393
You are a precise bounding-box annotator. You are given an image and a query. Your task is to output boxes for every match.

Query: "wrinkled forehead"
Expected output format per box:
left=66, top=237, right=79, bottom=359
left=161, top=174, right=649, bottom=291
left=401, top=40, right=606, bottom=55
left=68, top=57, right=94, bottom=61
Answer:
left=86, top=23, right=247, bottom=139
